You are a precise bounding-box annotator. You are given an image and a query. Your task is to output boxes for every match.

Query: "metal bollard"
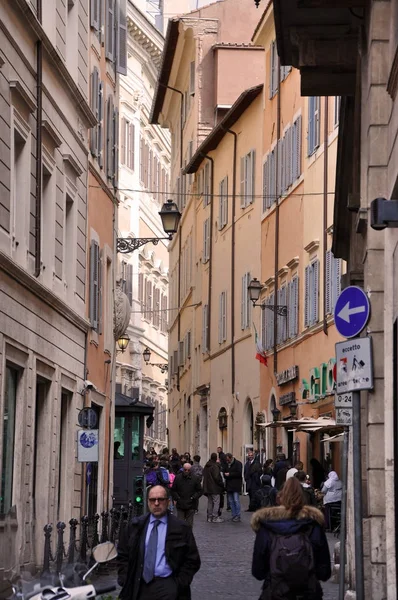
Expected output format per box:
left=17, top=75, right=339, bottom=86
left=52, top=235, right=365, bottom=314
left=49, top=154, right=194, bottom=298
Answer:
left=92, top=513, right=100, bottom=548
left=56, top=521, right=66, bottom=574
left=79, top=516, right=89, bottom=563
left=100, top=511, right=109, bottom=543
left=67, top=518, right=78, bottom=564
left=42, top=524, right=53, bottom=575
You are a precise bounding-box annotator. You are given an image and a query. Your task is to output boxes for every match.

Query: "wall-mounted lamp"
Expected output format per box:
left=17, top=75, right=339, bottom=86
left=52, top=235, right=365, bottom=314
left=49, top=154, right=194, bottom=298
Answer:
left=271, top=407, right=281, bottom=423
left=248, top=278, right=288, bottom=317
left=117, top=200, right=182, bottom=253
left=116, top=333, right=130, bottom=353
left=143, top=347, right=168, bottom=373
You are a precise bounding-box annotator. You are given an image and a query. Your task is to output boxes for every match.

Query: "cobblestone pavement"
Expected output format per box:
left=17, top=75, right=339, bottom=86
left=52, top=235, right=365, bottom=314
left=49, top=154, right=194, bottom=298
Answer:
left=191, top=495, right=339, bottom=600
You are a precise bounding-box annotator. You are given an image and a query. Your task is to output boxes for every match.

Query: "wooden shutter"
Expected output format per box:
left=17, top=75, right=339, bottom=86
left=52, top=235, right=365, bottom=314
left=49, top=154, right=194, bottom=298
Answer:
left=269, top=293, right=275, bottom=348
left=218, top=293, right=223, bottom=344
left=126, top=263, right=133, bottom=306
left=222, top=291, right=227, bottom=341
left=173, top=350, right=178, bottom=374
left=288, top=282, right=293, bottom=338
left=218, top=180, right=223, bottom=229
left=106, top=0, right=115, bottom=61
left=325, top=250, right=332, bottom=314
left=98, top=254, right=103, bottom=335
left=314, top=97, right=320, bottom=150
left=178, top=340, right=184, bottom=366
left=241, top=274, right=246, bottom=330
left=304, top=265, right=310, bottom=327
left=281, top=286, right=287, bottom=342
left=277, top=139, right=282, bottom=198
left=263, top=158, right=268, bottom=212
left=90, top=68, right=99, bottom=156
left=98, top=82, right=104, bottom=168
left=190, top=61, right=195, bottom=95
left=138, top=272, right=144, bottom=310
left=113, top=106, right=119, bottom=188
left=332, top=255, right=341, bottom=312
left=292, top=277, right=299, bottom=337
left=223, top=176, right=228, bottom=226
left=90, top=0, right=100, bottom=30
left=106, top=96, right=113, bottom=179
left=269, top=41, right=275, bottom=98
left=240, top=156, right=245, bottom=208
left=120, top=117, right=126, bottom=165
left=89, top=240, right=100, bottom=329
left=116, top=0, right=127, bottom=75
left=313, top=260, right=320, bottom=324
left=202, top=305, right=208, bottom=352
left=250, top=150, right=255, bottom=204
left=295, top=116, right=302, bottom=179
left=308, top=97, right=314, bottom=155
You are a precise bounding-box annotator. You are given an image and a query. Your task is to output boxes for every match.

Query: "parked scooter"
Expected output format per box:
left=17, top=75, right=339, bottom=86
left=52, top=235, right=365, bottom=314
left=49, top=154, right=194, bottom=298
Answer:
left=0, top=542, right=118, bottom=600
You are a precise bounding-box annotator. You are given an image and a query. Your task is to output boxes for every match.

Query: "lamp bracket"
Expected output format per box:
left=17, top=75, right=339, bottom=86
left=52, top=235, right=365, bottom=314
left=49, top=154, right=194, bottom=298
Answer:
left=146, top=362, right=169, bottom=373
left=252, top=301, right=288, bottom=317
left=117, top=236, right=172, bottom=254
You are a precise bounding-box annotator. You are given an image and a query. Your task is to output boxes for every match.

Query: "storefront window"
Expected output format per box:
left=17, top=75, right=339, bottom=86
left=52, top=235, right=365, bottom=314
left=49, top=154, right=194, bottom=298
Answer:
left=1, top=367, right=18, bottom=515
left=114, top=416, right=125, bottom=459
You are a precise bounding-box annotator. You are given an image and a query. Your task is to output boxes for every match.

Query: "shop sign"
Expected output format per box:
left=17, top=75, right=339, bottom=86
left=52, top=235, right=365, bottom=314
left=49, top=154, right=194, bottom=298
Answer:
left=276, top=365, right=299, bottom=386
left=302, top=358, right=336, bottom=403
left=279, top=391, right=296, bottom=406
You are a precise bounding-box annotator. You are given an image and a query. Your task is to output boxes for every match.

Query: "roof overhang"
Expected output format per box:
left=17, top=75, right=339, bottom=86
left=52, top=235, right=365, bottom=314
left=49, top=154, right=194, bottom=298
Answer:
left=150, top=19, right=180, bottom=124
left=184, top=84, right=263, bottom=174
left=273, top=0, right=365, bottom=96
left=115, top=392, right=155, bottom=415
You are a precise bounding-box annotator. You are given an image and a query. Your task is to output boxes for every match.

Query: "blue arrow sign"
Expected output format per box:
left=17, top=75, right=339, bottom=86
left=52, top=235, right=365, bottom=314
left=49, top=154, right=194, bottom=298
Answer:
left=334, top=286, right=370, bottom=338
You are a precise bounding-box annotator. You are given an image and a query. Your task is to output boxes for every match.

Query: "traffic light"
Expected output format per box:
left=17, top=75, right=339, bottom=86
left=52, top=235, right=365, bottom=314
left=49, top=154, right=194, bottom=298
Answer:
left=134, top=475, right=144, bottom=506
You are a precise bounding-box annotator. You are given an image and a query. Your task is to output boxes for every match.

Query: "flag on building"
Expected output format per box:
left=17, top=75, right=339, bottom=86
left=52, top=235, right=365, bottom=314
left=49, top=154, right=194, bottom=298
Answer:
left=254, top=324, right=267, bottom=366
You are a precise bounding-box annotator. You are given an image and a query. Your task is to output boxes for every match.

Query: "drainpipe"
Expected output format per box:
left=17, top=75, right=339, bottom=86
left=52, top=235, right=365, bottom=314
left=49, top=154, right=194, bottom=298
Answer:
left=323, top=97, right=329, bottom=335
left=34, top=0, right=43, bottom=277
left=273, top=61, right=281, bottom=374
left=157, top=83, right=184, bottom=392
left=220, top=127, right=238, bottom=394
left=201, top=155, right=214, bottom=354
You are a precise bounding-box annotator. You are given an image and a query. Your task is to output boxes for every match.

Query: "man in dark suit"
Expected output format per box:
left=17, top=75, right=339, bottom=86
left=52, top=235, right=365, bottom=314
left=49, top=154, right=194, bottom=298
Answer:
left=244, top=450, right=262, bottom=511
left=118, top=485, right=201, bottom=600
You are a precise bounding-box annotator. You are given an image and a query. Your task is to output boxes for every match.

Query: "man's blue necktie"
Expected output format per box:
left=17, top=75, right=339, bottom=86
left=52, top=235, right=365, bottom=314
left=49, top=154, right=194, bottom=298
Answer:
left=143, top=520, right=161, bottom=583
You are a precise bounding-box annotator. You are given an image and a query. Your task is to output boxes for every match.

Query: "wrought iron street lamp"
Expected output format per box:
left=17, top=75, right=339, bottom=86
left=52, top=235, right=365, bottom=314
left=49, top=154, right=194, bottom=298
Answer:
left=271, top=406, right=281, bottom=423
left=248, top=278, right=288, bottom=317
left=117, top=200, right=182, bottom=253
left=142, top=347, right=168, bottom=373
left=116, top=333, right=130, bottom=353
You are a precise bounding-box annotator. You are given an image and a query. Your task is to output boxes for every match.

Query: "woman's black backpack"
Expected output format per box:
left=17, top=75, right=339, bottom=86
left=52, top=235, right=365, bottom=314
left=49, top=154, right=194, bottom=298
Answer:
left=268, top=528, right=319, bottom=599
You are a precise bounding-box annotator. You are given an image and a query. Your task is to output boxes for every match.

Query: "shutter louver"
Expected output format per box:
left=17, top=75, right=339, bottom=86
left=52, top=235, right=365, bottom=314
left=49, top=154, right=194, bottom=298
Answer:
left=98, top=82, right=104, bottom=168
left=126, top=263, right=133, bottom=306
left=113, top=106, right=119, bottom=188
left=313, top=260, right=320, bottom=324
left=325, top=251, right=331, bottom=314
left=241, top=275, right=245, bottom=330
left=218, top=293, right=223, bottom=344
left=308, top=97, right=314, bottom=155
left=91, top=0, right=100, bottom=30
left=240, top=157, right=245, bottom=208
left=98, top=254, right=103, bottom=335
left=106, top=0, right=115, bottom=61
left=304, top=266, right=310, bottom=327
left=90, top=68, right=99, bottom=157
left=293, top=277, right=299, bottom=336
left=116, top=0, right=127, bottom=75
left=106, top=96, right=113, bottom=179
left=296, top=116, right=302, bottom=179
left=89, top=241, right=100, bottom=330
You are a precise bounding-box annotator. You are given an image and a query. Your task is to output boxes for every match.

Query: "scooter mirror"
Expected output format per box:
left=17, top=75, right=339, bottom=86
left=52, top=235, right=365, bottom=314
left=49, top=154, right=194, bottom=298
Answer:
left=0, top=580, right=14, bottom=599
left=92, top=541, right=117, bottom=564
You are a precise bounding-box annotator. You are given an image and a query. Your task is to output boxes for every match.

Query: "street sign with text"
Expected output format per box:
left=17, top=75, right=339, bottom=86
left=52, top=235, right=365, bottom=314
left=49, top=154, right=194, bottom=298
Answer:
left=335, top=392, right=353, bottom=408
left=334, top=286, right=370, bottom=338
left=336, top=407, right=353, bottom=426
left=335, top=337, right=373, bottom=393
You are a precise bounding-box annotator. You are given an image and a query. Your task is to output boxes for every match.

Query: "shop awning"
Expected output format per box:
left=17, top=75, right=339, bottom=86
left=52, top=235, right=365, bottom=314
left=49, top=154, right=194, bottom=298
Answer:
left=321, top=433, right=344, bottom=444
left=259, top=416, right=342, bottom=434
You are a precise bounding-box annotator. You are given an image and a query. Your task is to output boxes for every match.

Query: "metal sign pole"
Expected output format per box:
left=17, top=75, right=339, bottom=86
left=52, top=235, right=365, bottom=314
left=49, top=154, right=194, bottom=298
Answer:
left=352, top=391, right=364, bottom=600
left=339, top=429, right=349, bottom=600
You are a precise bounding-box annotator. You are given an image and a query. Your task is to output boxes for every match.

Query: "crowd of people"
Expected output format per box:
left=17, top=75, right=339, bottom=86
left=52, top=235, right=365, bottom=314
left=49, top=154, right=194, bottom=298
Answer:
left=117, top=447, right=342, bottom=600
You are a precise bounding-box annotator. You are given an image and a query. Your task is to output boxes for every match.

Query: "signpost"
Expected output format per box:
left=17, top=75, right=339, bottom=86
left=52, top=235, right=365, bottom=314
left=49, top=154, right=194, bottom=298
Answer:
left=334, top=287, right=372, bottom=600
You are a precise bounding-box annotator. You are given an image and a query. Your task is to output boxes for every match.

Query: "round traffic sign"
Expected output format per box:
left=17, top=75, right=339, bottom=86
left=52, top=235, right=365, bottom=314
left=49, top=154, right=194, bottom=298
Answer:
left=78, top=407, right=98, bottom=429
left=334, top=286, right=370, bottom=338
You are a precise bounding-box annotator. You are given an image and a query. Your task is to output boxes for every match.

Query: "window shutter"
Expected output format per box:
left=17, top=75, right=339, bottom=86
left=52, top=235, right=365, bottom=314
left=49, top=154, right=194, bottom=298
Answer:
left=296, top=116, right=302, bottom=179
left=218, top=293, right=223, bottom=344
left=277, top=139, right=282, bottom=198
left=276, top=289, right=281, bottom=345
left=97, top=82, right=104, bottom=168
left=113, top=106, right=119, bottom=188
left=126, top=263, right=133, bottom=306
left=325, top=250, right=331, bottom=314
left=262, top=158, right=268, bottom=212
left=222, top=291, right=227, bottom=341
left=250, top=150, right=255, bottom=204
left=293, top=277, right=299, bottom=336
left=314, top=97, right=320, bottom=150
left=269, top=293, right=275, bottom=347
left=304, top=265, right=310, bottom=327
left=89, top=241, right=99, bottom=329
left=218, top=180, right=223, bottom=230
left=120, top=117, right=126, bottom=165
left=308, top=97, right=314, bottom=156
left=173, top=350, right=178, bottom=374
left=90, top=68, right=99, bottom=156
left=98, top=254, right=103, bottom=335
left=106, top=0, right=115, bottom=61
left=223, top=177, right=228, bottom=227
left=129, top=123, right=135, bottom=170
left=240, top=157, right=245, bottom=208
left=190, top=61, right=195, bottom=95
left=187, top=331, right=191, bottom=358
left=202, top=305, right=208, bottom=352
left=269, top=41, right=275, bottom=98
left=241, top=274, right=246, bottom=330
left=313, top=259, right=320, bottom=324
left=138, top=272, right=143, bottom=310
left=332, top=256, right=341, bottom=312
left=91, top=0, right=100, bottom=30
left=287, top=126, right=293, bottom=188
left=116, top=0, right=127, bottom=75
left=106, top=96, right=113, bottom=179
left=178, top=341, right=184, bottom=366
left=281, top=286, right=287, bottom=341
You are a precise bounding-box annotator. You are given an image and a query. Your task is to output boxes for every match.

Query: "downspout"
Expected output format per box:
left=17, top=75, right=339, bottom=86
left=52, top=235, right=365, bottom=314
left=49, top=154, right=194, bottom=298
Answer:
left=323, top=97, right=329, bottom=335
left=34, top=0, right=43, bottom=277
left=220, top=127, right=238, bottom=395
left=157, top=82, right=184, bottom=392
left=202, top=155, right=214, bottom=355
left=273, top=61, right=281, bottom=374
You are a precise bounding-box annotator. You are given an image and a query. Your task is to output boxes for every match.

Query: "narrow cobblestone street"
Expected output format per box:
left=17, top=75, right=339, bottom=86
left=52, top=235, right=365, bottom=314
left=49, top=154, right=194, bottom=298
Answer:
left=191, top=496, right=339, bottom=600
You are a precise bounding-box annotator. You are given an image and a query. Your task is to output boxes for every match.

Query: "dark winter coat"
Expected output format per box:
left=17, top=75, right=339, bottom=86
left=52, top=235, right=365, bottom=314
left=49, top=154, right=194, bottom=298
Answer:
left=224, top=458, right=243, bottom=493
left=244, top=458, right=262, bottom=493
left=252, top=485, right=278, bottom=511
left=251, top=505, right=331, bottom=600
left=118, top=512, right=201, bottom=600
left=202, top=459, right=224, bottom=495
left=171, top=472, right=203, bottom=510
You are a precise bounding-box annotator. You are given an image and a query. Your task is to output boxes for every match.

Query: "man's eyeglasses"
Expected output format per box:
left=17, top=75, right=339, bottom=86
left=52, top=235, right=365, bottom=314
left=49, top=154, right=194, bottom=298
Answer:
left=148, top=497, right=168, bottom=504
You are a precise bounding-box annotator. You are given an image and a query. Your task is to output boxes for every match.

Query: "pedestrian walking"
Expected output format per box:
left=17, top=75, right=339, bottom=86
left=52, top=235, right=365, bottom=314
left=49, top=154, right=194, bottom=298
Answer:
left=244, top=450, right=262, bottom=511
left=191, top=455, right=203, bottom=481
left=321, top=470, right=342, bottom=530
left=203, top=452, right=225, bottom=523
left=273, top=453, right=290, bottom=491
left=171, top=463, right=203, bottom=527
left=117, top=484, right=201, bottom=600
left=286, top=461, right=304, bottom=481
left=251, top=474, right=277, bottom=511
left=251, top=477, right=331, bottom=600
left=295, top=470, right=317, bottom=506
left=224, top=452, right=243, bottom=522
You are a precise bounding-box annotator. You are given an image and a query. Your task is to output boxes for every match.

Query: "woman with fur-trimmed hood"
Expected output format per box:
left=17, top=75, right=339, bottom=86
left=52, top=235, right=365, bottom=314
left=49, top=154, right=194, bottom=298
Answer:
left=251, top=477, right=331, bottom=600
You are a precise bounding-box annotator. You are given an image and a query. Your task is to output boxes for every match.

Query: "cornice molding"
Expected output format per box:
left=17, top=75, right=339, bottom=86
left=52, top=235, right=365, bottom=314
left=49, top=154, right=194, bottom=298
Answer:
left=304, top=239, right=320, bottom=254
left=287, top=256, right=299, bottom=270
left=0, top=251, right=89, bottom=332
